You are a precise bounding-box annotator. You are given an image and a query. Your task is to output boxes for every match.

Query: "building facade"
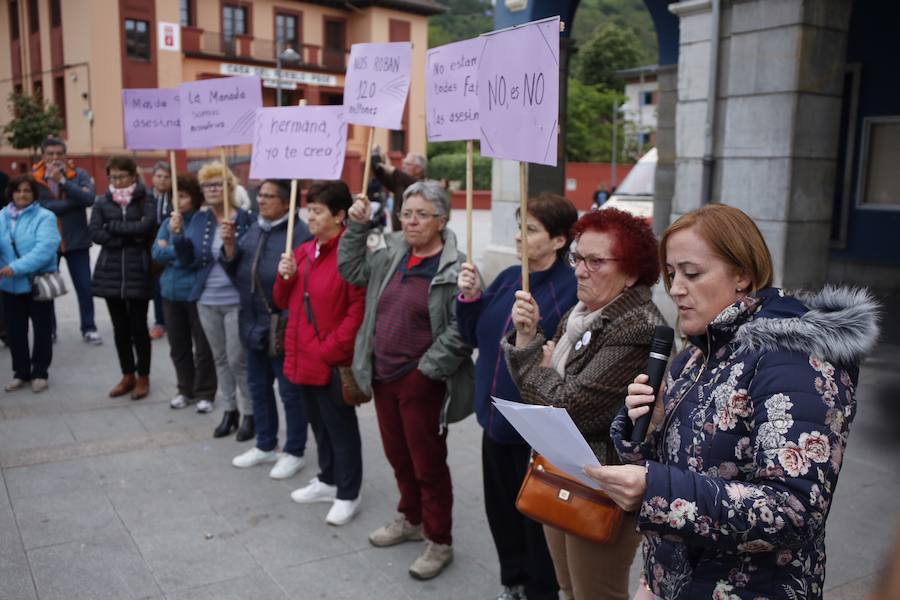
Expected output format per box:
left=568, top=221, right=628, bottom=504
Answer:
left=0, top=0, right=443, bottom=187
left=618, top=64, right=658, bottom=154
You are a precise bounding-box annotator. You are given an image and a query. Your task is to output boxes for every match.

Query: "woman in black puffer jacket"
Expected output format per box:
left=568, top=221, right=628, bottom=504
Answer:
left=90, top=155, right=157, bottom=400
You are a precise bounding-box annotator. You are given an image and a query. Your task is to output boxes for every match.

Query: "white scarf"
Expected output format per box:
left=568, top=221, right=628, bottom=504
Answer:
left=549, top=301, right=605, bottom=377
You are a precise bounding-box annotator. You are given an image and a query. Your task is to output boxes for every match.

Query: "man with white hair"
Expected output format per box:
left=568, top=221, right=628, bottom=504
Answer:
left=373, top=149, right=427, bottom=230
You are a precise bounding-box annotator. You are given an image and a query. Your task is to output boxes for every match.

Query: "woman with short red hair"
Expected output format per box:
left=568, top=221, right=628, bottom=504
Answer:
left=504, top=207, right=666, bottom=600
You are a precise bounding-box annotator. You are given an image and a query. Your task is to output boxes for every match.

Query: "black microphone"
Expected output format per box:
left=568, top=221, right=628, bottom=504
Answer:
left=631, top=325, right=675, bottom=442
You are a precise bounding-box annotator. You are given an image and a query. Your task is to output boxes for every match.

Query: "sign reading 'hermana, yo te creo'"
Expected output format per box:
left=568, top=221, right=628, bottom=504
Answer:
left=425, top=37, right=484, bottom=142
left=477, top=17, right=560, bottom=167
left=178, top=76, right=262, bottom=149
left=250, top=105, right=348, bottom=181
left=343, top=42, right=412, bottom=130
left=122, top=88, right=182, bottom=151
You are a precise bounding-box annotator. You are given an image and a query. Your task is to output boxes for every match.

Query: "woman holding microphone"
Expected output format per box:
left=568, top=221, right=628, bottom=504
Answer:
left=589, top=204, right=880, bottom=600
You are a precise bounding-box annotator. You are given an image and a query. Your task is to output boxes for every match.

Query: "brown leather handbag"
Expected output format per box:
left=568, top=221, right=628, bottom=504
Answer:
left=516, top=453, right=624, bottom=544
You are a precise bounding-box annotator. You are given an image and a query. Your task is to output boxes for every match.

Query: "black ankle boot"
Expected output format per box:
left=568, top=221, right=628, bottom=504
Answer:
left=235, top=415, right=255, bottom=442
left=213, top=410, right=239, bottom=438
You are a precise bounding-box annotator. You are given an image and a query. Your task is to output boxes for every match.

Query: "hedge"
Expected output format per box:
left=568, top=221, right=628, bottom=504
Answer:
left=428, top=153, right=492, bottom=191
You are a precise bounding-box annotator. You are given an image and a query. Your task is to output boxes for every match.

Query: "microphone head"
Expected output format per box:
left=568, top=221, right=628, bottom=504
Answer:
left=650, top=325, right=675, bottom=356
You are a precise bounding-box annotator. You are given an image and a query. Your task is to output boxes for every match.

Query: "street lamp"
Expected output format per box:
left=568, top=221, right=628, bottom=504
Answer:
left=275, top=41, right=301, bottom=106
left=611, top=103, right=626, bottom=188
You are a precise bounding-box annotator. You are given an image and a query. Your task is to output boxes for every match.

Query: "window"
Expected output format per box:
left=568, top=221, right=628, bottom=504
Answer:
left=323, top=19, right=345, bottom=69
left=49, top=0, right=60, bottom=27
left=223, top=4, right=247, bottom=40
left=27, top=0, right=37, bottom=33
left=14, top=83, right=23, bottom=96
left=54, top=75, right=66, bottom=129
left=9, top=1, right=19, bottom=40
left=390, top=130, right=406, bottom=153
left=857, top=117, right=900, bottom=208
left=180, top=0, right=192, bottom=27
left=637, top=131, right=652, bottom=147
left=124, top=18, right=151, bottom=60
left=33, top=80, right=42, bottom=98
left=276, top=13, right=299, bottom=50
left=640, top=91, right=654, bottom=106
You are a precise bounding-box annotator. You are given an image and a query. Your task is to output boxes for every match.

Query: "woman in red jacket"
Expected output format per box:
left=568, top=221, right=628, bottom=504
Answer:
left=274, top=180, right=366, bottom=526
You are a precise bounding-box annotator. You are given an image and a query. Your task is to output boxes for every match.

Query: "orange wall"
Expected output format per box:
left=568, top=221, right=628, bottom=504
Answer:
left=565, top=162, right=634, bottom=211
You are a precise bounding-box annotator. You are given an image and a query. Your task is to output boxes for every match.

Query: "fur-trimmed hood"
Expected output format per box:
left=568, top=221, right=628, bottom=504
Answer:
left=736, top=285, right=881, bottom=366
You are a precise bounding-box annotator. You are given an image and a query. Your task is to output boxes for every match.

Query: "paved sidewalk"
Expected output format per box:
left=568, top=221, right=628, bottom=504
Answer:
left=0, top=227, right=895, bottom=599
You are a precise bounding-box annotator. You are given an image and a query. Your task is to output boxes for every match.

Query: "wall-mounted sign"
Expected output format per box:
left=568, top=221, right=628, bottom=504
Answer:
left=219, top=63, right=338, bottom=87
left=158, top=22, right=181, bottom=52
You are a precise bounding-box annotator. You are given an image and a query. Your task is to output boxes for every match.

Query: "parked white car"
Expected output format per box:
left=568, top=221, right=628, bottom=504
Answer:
left=602, top=147, right=656, bottom=223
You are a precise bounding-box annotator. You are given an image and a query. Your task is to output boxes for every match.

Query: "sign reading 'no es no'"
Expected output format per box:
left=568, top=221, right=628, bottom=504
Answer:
left=250, top=105, right=347, bottom=181
left=477, top=17, right=560, bottom=167
left=343, top=42, right=412, bottom=130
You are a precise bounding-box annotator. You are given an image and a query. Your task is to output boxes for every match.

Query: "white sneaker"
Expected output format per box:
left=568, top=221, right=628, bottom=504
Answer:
left=290, top=477, right=338, bottom=504
left=269, top=454, right=306, bottom=480
left=326, top=497, right=361, bottom=526
left=169, top=394, right=190, bottom=409
left=232, top=447, right=278, bottom=468
left=83, top=330, right=103, bottom=345
left=196, top=399, right=214, bottom=413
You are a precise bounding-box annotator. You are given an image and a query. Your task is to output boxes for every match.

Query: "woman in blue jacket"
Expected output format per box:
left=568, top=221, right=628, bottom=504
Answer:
left=173, top=161, right=253, bottom=440
left=455, top=193, right=578, bottom=600
left=592, top=205, right=880, bottom=600
left=0, top=175, right=61, bottom=393
left=151, top=174, right=217, bottom=415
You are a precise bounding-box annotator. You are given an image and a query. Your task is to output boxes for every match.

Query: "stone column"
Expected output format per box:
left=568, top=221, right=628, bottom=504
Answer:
left=669, top=0, right=852, bottom=288
left=652, top=64, right=678, bottom=236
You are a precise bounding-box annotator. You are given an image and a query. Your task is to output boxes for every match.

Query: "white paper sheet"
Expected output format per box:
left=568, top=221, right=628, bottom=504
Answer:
left=492, top=396, right=602, bottom=489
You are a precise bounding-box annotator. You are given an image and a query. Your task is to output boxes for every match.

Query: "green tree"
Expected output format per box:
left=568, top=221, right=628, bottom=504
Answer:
left=577, top=23, right=644, bottom=90
left=572, top=0, right=658, bottom=64
left=566, top=79, right=627, bottom=163
left=428, top=0, right=493, bottom=47
left=3, top=91, right=64, bottom=159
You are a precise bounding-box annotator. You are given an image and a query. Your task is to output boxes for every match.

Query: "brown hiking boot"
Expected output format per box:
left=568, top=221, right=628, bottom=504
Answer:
left=408, top=541, right=453, bottom=580
left=109, top=374, right=136, bottom=398
left=368, top=515, right=424, bottom=547
left=131, top=376, right=150, bottom=400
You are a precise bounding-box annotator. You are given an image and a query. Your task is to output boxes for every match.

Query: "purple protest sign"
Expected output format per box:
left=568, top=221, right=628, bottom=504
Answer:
left=343, top=42, right=412, bottom=129
left=179, top=76, right=262, bottom=148
left=426, top=38, right=484, bottom=142
left=249, top=105, right=347, bottom=181
left=477, top=17, right=559, bottom=166
left=122, top=88, right=182, bottom=150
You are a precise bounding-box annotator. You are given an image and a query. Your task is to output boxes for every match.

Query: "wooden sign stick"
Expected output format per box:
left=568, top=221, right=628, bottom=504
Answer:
left=519, top=161, right=529, bottom=293
left=284, top=98, right=308, bottom=257
left=169, top=150, right=179, bottom=215
left=361, top=127, right=376, bottom=196
left=466, top=140, right=474, bottom=261
left=220, top=147, right=230, bottom=222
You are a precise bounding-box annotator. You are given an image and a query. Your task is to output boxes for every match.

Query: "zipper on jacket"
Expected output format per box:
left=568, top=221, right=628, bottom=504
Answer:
left=121, top=204, right=127, bottom=298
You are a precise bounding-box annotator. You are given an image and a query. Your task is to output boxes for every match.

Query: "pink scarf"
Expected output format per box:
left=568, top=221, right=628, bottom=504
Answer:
left=109, top=183, right=137, bottom=208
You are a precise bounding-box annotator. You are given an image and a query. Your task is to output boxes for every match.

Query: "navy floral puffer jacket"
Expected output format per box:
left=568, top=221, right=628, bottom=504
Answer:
left=610, top=287, right=880, bottom=600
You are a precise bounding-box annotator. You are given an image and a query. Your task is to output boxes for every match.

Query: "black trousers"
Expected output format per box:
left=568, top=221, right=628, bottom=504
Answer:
left=482, top=433, right=560, bottom=600
left=3, top=292, right=53, bottom=380
left=162, top=299, right=216, bottom=400
left=105, top=298, right=151, bottom=376
left=300, top=371, right=363, bottom=500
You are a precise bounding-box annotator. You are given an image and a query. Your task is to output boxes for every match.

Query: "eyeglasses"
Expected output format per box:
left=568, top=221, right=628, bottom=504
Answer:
left=567, top=252, right=620, bottom=272
left=400, top=210, right=441, bottom=222
left=201, top=181, right=223, bottom=190
left=257, top=192, right=281, bottom=200
left=108, top=173, right=133, bottom=182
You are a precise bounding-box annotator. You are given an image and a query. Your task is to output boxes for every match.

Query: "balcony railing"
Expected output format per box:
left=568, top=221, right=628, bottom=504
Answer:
left=185, top=30, right=347, bottom=72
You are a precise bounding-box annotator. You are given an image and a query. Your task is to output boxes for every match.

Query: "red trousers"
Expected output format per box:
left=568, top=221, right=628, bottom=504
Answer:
left=373, top=368, right=453, bottom=545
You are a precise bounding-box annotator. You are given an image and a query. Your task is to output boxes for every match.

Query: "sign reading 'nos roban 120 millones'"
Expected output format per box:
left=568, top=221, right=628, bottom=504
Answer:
left=343, top=42, right=412, bottom=130
left=178, top=75, right=262, bottom=149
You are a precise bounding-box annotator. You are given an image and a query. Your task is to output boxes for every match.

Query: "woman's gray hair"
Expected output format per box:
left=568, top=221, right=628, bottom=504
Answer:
left=402, top=180, right=449, bottom=217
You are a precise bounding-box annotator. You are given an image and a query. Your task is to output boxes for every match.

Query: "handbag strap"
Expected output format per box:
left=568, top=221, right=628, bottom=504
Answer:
left=250, top=230, right=277, bottom=316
